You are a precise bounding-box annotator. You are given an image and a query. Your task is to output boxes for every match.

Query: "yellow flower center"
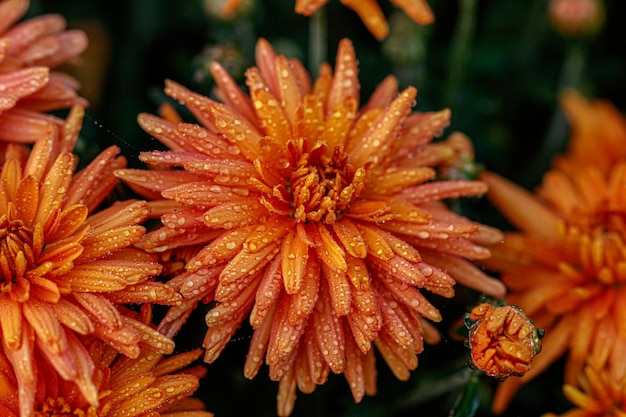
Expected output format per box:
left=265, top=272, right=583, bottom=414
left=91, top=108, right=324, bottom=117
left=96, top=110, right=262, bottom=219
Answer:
left=0, top=215, right=35, bottom=291
left=264, top=139, right=365, bottom=224
left=562, top=213, right=626, bottom=286
left=33, top=397, right=93, bottom=417
left=260, top=139, right=367, bottom=224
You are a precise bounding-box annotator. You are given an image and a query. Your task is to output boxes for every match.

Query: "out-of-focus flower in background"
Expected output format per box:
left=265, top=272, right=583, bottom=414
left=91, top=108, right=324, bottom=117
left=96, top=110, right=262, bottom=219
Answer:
left=116, top=36, right=505, bottom=415
left=297, top=0, right=435, bottom=40
left=0, top=0, right=88, bottom=144
left=542, top=364, right=626, bottom=417
left=549, top=0, right=605, bottom=37
left=0, top=105, right=181, bottom=417
left=481, top=91, right=626, bottom=413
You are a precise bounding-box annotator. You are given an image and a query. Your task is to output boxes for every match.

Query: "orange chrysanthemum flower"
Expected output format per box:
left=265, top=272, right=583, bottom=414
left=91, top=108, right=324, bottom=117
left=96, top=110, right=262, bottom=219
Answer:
left=0, top=105, right=181, bottom=417
left=0, top=321, right=212, bottom=417
left=116, top=38, right=505, bottom=416
left=466, top=303, right=542, bottom=379
left=543, top=364, right=626, bottom=417
left=0, top=0, right=88, bottom=144
left=215, top=0, right=434, bottom=39
left=295, top=0, right=434, bottom=40
left=480, top=91, right=626, bottom=413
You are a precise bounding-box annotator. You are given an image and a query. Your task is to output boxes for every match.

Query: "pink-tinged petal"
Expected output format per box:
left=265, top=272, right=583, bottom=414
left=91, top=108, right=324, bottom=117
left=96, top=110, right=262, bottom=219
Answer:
left=266, top=294, right=307, bottom=366
left=0, top=109, right=60, bottom=143
left=254, top=38, right=280, bottom=98
left=123, top=316, right=175, bottom=354
left=250, top=257, right=282, bottom=328
left=197, top=102, right=262, bottom=161
left=245, top=302, right=276, bottom=378
left=210, top=60, right=258, bottom=127
left=312, top=281, right=346, bottom=373
left=164, top=79, right=218, bottom=129
left=421, top=250, right=506, bottom=298
left=275, top=55, right=303, bottom=128
left=0, top=67, right=48, bottom=98
left=29, top=30, right=88, bottom=68
left=327, top=38, right=360, bottom=114
left=0, top=0, right=29, bottom=34
left=72, top=293, right=123, bottom=330
left=368, top=168, right=435, bottom=196
left=51, top=299, right=94, bottom=335
left=0, top=94, right=17, bottom=112
left=203, top=198, right=269, bottom=230
left=373, top=335, right=410, bottom=380
left=401, top=180, right=488, bottom=204
left=114, top=168, right=208, bottom=200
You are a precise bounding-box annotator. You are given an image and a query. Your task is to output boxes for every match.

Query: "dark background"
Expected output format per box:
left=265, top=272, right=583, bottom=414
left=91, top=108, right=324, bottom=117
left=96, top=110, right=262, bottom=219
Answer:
left=29, top=0, right=626, bottom=415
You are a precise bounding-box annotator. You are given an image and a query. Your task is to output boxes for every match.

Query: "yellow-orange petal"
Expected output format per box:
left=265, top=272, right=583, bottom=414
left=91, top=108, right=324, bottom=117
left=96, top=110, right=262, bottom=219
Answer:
left=294, top=0, right=329, bottom=16
left=340, top=0, right=389, bottom=40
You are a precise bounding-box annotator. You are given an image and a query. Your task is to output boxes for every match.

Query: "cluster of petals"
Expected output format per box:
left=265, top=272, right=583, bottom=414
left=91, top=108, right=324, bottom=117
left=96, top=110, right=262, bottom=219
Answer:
left=0, top=308, right=212, bottom=417
left=543, top=363, right=626, bottom=417
left=466, top=303, right=542, bottom=379
left=117, top=37, right=505, bottom=415
left=481, top=90, right=626, bottom=413
left=0, top=0, right=88, bottom=146
left=217, top=0, right=434, bottom=40
left=0, top=105, right=181, bottom=417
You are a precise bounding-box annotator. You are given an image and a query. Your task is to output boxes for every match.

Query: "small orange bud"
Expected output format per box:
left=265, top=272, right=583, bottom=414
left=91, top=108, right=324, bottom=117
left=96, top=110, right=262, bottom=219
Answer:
left=466, top=303, right=542, bottom=378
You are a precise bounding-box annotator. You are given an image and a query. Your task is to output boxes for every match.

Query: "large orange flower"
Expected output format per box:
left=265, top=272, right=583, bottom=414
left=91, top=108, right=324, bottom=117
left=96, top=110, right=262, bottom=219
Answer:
left=0, top=0, right=88, bottom=144
left=116, top=38, right=505, bottom=416
left=481, top=91, right=626, bottom=413
left=0, top=316, right=212, bottom=417
left=0, top=105, right=181, bottom=417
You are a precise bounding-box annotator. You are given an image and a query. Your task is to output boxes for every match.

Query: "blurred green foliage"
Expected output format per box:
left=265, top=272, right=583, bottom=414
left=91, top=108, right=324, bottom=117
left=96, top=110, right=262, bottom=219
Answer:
left=29, top=0, right=626, bottom=415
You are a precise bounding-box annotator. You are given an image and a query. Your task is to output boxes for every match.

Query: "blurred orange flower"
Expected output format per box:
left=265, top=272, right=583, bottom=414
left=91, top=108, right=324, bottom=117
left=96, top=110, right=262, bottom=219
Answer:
left=0, top=0, right=88, bottom=144
left=116, top=38, right=504, bottom=416
left=481, top=91, right=626, bottom=413
left=543, top=364, right=626, bottom=417
left=0, top=105, right=181, bottom=417
left=548, top=0, right=605, bottom=37
left=215, top=0, right=434, bottom=39
left=466, top=303, right=542, bottom=379
left=0, top=321, right=212, bottom=417
left=296, top=0, right=434, bottom=40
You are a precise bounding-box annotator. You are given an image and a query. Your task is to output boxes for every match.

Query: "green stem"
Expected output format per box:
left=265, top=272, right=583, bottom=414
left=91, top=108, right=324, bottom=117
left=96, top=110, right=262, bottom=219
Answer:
left=309, top=7, right=327, bottom=77
left=519, top=41, right=588, bottom=183
left=444, top=0, right=478, bottom=107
